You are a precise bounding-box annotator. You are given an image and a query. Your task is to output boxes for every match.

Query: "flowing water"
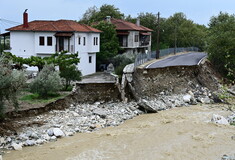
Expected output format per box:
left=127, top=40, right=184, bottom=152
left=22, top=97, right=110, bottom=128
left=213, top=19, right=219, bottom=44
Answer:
left=4, top=105, right=235, bottom=160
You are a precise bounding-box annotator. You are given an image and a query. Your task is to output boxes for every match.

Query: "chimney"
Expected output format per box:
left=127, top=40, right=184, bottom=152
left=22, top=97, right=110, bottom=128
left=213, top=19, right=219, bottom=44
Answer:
left=23, top=9, right=29, bottom=28
left=106, top=16, right=111, bottom=23
left=136, top=18, right=140, bottom=26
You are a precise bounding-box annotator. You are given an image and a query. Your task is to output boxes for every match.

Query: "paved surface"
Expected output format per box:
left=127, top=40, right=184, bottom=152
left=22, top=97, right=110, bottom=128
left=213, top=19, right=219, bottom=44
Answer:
left=146, top=52, right=207, bottom=69
left=78, top=72, right=116, bottom=84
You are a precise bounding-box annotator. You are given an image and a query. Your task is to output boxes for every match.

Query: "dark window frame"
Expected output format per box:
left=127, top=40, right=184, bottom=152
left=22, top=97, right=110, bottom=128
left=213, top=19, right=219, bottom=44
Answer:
left=39, top=36, right=44, bottom=46
left=93, top=37, right=96, bottom=45
left=89, top=56, right=92, bottom=63
left=47, top=36, right=52, bottom=46
left=134, top=35, right=139, bottom=42
left=83, top=37, right=86, bottom=46
left=96, top=37, right=98, bottom=45
left=78, top=37, right=81, bottom=45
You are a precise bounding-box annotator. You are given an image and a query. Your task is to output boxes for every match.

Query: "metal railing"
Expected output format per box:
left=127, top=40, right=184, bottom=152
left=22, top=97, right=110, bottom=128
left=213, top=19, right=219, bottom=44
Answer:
left=134, top=47, right=199, bottom=67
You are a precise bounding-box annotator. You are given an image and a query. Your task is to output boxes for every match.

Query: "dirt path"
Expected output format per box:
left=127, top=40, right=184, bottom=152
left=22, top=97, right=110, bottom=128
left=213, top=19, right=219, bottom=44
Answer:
left=3, top=105, right=235, bottom=160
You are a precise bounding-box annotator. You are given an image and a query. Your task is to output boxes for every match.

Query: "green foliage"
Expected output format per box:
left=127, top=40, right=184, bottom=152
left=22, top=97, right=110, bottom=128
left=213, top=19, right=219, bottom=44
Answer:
left=20, top=92, right=67, bottom=104
left=0, top=55, right=25, bottom=118
left=160, top=12, right=207, bottom=50
left=30, top=64, right=62, bottom=98
left=3, top=51, right=80, bottom=72
left=111, top=54, right=135, bottom=76
left=60, top=65, right=81, bottom=90
left=207, top=12, right=235, bottom=80
left=80, top=4, right=124, bottom=24
left=92, top=21, right=120, bottom=70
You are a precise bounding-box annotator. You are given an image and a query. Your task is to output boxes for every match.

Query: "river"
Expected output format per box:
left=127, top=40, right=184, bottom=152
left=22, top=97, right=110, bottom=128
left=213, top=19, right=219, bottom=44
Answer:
left=3, top=105, right=235, bottom=160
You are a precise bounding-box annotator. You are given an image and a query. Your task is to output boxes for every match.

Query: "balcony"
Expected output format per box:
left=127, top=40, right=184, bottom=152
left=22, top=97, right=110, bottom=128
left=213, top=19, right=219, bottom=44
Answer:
left=55, top=45, right=74, bottom=53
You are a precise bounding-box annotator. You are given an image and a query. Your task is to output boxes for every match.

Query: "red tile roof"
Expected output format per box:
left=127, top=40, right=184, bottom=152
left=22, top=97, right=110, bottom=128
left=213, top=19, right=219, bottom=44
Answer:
left=110, top=18, right=153, bottom=32
left=7, top=20, right=101, bottom=33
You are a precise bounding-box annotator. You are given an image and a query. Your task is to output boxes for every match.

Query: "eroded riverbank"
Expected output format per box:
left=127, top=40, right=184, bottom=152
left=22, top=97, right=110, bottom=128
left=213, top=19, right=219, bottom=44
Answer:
left=3, top=104, right=235, bottom=160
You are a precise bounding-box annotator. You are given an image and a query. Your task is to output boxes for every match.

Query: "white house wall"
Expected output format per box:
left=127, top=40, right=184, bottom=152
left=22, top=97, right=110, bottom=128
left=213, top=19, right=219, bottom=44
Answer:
left=34, top=32, right=56, bottom=54
left=78, top=52, right=96, bottom=76
left=10, top=31, right=35, bottom=58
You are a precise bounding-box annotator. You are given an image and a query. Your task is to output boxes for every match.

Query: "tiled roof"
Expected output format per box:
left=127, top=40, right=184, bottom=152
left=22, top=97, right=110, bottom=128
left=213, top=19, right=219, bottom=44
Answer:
left=7, top=20, right=101, bottom=33
left=110, top=18, right=153, bottom=32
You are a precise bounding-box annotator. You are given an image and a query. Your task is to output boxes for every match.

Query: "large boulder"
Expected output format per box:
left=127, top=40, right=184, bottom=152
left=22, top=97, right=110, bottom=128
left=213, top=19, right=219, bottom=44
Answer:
left=53, top=128, right=65, bottom=137
left=211, top=114, right=229, bottom=125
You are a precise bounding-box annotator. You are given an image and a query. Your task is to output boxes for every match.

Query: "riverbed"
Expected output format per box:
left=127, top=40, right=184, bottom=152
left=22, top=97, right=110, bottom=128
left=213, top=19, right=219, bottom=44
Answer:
left=4, top=105, right=235, bottom=160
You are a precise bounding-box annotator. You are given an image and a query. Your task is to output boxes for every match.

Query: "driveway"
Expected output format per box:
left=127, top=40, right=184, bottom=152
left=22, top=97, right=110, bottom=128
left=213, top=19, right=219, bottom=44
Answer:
left=146, top=52, right=207, bottom=69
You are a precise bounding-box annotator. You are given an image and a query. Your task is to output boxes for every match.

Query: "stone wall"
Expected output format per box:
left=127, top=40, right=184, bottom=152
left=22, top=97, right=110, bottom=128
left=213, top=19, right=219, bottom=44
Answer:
left=73, top=82, right=121, bottom=103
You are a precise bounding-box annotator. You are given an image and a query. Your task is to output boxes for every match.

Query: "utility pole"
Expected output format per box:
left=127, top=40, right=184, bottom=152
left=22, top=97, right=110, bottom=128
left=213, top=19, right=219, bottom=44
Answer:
left=156, top=12, right=160, bottom=59
left=174, top=26, right=177, bottom=55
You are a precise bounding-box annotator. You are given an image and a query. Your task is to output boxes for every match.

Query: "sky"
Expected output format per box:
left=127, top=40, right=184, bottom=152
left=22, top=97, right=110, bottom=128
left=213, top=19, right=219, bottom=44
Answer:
left=0, top=0, right=235, bottom=33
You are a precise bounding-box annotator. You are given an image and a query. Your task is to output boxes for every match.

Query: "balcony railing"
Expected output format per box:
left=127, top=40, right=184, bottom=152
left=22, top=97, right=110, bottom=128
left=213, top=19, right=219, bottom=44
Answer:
left=55, top=45, right=74, bottom=53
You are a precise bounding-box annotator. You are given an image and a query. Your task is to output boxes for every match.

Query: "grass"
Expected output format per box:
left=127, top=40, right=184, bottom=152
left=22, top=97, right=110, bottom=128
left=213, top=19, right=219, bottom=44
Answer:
left=20, top=92, right=69, bottom=104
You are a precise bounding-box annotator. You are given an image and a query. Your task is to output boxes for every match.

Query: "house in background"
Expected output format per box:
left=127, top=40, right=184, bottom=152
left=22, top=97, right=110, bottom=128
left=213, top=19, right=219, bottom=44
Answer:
left=106, top=17, right=152, bottom=54
left=6, top=11, right=101, bottom=76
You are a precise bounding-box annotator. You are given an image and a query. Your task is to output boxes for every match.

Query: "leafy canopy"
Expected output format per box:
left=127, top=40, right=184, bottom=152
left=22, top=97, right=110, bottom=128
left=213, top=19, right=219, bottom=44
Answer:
left=80, top=4, right=124, bottom=24
left=207, top=12, right=235, bottom=80
left=92, top=21, right=119, bottom=69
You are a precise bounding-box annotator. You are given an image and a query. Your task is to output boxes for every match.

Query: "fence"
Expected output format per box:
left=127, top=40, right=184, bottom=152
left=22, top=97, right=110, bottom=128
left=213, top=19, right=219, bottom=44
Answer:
left=134, top=47, right=199, bottom=67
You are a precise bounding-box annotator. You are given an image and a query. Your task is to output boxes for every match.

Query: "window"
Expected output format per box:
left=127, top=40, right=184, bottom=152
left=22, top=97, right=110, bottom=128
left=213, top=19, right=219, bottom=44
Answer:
left=39, top=36, right=44, bottom=46
left=78, top=37, right=81, bottom=45
left=93, top=37, right=96, bottom=45
left=96, top=37, right=98, bottom=45
left=47, top=37, right=52, bottom=46
left=89, top=56, right=92, bottom=63
left=134, top=35, right=139, bottom=42
left=83, top=37, right=86, bottom=46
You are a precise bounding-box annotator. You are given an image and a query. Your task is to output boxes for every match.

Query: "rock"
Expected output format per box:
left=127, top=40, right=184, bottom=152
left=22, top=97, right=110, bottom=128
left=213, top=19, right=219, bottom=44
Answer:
left=53, top=128, right=65, bottom=137
left=11, top=143, right=22, bottom=151
left=211, top=114, right=229, bottom=125
left=25, top=140, right=36, bottom=146
left=6, top=137, right=12, bottom=143
left=93, top=108, right=107, bottom=118
left=19, top=133, right=28, bottom=140
left=50, top=136, right=57, bottom=141
left=138, top=99, right=157, bottom=113
left=107, top=63, right=114, bottom=73
left=221, top=155, right=230, bottom=160
left=66, top=132, right=74, bottom=136
left=36, top=139, right=44, bottom=145
left=47, top=128, right=54, bottom=136
left=183, top=94, right=192, bottom=103
left=75, top=128, right=81, bottom=132
left=0, top=137, right=5, bottom=144
left=30, top=132, right=39, bottom=139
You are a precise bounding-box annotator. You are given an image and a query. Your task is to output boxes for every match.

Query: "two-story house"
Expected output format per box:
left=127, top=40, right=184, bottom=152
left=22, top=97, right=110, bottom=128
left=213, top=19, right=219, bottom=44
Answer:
left=6, top=11, right=101, bottom=76
left=107, top=17, right=153, bottom=54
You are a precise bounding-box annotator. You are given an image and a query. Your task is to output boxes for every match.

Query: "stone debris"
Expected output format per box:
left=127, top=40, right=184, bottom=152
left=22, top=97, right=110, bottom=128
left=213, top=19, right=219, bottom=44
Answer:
left=0, top=86, right=230, bottom=152
left=211, top=114, right=229, bottom=125
left=221, top=154, right=235, bottom=160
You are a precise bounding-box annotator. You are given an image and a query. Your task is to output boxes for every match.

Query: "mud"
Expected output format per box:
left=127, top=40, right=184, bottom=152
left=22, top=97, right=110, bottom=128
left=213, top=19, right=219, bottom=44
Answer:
left=3, top=105, right=235, bottom=160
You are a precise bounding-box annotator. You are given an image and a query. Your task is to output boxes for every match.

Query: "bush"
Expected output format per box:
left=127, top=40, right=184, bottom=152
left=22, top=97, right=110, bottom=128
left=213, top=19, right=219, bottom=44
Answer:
left=0, top=56, right=25, bottom=118
left=111, top=54, right=135, bottom=76
left=30, top=64, right=62, bottom=98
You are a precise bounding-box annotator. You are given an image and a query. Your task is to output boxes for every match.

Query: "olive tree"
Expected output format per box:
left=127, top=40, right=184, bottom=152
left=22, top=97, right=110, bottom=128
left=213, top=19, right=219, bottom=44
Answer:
left=0, top=56, right=25, bottom=118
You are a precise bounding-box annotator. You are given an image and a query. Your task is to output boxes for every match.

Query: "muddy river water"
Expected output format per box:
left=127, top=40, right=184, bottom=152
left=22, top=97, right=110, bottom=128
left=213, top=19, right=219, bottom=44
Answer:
left=4, top=105, right=235, bottom=160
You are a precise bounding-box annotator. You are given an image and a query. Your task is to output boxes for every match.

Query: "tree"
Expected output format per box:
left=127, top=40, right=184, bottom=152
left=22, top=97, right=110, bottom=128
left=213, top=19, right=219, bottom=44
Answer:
left=92, top=21, right=119, bottom=70
left=161, top=12, right=207, bottom=50
left=0, top=55, right=25, bottom=118
left=30, top=64, right=62, bottom=98
left=60, top=65, right=81, bottom=90
left=207, top=12, right=235, bottom=80
left=3, top=51, right=80, bottom=72
left=79, top=4, right=124, bottom=24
